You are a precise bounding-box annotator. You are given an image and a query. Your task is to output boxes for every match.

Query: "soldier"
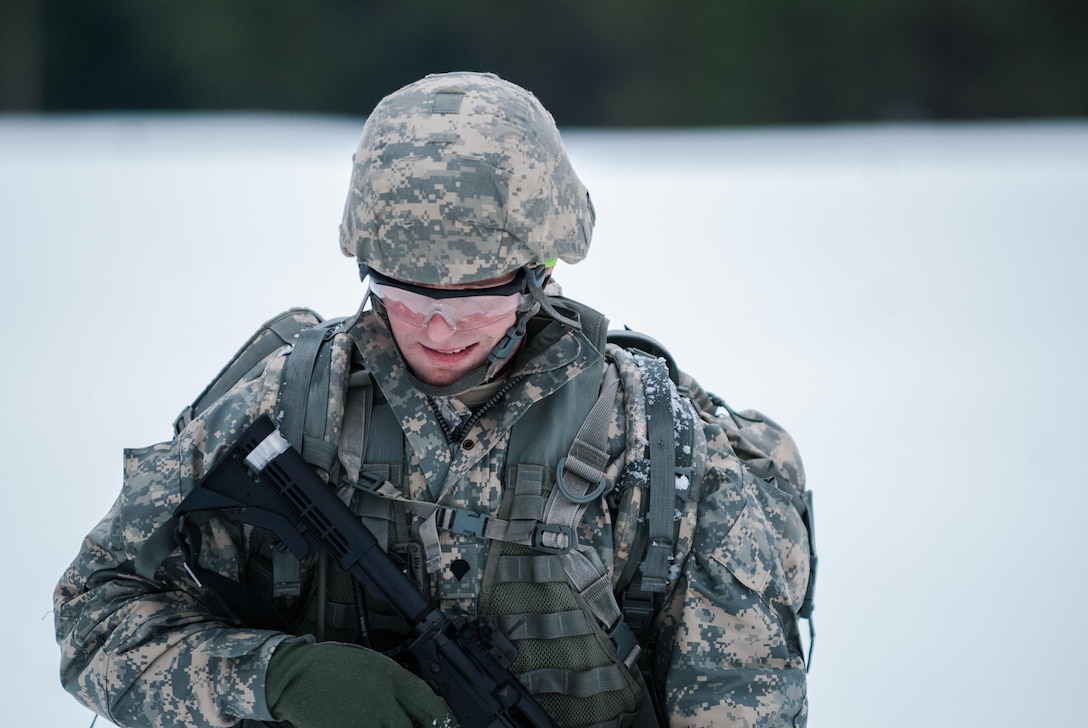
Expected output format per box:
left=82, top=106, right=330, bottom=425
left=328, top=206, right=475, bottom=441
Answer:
left=55, top=72, right=813, bottom=727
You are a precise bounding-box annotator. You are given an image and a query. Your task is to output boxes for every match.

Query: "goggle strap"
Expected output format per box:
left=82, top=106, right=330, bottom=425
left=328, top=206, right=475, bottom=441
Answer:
left=369, top=269, right=526, bottom=299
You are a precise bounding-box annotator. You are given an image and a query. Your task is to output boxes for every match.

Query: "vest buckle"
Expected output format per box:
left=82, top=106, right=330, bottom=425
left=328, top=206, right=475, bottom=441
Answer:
left=435, top=507, right=490, bottom=538
left=530, top=524, right=572, bottom=554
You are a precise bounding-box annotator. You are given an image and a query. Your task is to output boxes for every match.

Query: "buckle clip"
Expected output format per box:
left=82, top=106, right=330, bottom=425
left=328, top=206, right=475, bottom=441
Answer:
left=353, top=470, right=388, bottom=493
left=436, top=507, right=490, bottom=538
left=607, top=619, right=641, bottom=668
left=531, top=524, right=572, bottom=554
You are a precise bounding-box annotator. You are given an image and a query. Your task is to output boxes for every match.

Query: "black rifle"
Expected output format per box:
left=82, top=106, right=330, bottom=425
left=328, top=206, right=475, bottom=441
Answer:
left=175, top=414, right=555, bottom=728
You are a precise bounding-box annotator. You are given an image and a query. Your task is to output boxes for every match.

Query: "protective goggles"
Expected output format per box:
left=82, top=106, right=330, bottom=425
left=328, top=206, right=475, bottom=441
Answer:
left=369, top=271, right=527, bottom=332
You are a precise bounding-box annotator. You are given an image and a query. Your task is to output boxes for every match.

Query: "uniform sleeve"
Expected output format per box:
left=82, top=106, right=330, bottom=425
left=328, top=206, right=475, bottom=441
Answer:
left=54, top=357, right=294, bottom=728
left=655, top=391, right=810, bottom=727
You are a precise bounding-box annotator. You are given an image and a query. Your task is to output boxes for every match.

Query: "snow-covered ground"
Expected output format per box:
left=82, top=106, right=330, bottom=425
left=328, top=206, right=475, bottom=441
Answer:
left=2, top=114, right=1085, bottom=727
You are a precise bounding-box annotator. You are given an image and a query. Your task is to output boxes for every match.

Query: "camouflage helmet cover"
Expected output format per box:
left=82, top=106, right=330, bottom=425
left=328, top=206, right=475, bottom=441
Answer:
left=340, top=72, right=594, bottom=285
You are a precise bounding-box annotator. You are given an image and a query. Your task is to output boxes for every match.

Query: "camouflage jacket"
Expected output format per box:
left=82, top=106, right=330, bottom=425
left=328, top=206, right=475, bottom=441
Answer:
left=55, top=306, right=811, bottom=727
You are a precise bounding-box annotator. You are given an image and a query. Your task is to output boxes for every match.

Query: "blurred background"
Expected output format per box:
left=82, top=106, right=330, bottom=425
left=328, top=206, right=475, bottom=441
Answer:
left=3, top=3, right=1087, bottom=728
left=2, top=0, right=1087, bottom=125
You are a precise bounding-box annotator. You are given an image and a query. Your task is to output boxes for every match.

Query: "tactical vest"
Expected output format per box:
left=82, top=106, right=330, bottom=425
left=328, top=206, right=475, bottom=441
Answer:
left=154, top=299, right=812, bottom=728
left=267, top=300, right=688, bottom=728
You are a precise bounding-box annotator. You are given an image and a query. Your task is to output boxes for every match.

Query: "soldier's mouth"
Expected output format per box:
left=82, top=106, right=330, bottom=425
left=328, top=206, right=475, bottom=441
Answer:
left=423, top=343, right=476, bottom=358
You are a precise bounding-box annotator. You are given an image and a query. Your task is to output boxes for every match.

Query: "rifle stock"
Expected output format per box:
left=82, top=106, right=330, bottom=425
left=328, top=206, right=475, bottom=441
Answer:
left=177, top=415, right=555, bottom=728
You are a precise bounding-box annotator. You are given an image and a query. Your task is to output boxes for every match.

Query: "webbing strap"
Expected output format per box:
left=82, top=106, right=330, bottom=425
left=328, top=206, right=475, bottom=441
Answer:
left=506, top=465, right=546, bottom=542
left=271, top=550, right=301, bottom=598
left=302, top=333, right=335, bottom=469
left=279, top=321, right=339, bottom=464
left=560, top=548, right=622, bottom=627
left=274, top=321, right=354, bottom=602
left=495, top=554, right=568, bottom=583
left=638, top=354, right=677, bottom=594
left=349, top=463, right=396, bottom=548
left=266, top=320, right=343, bottom=603
left=542, top=364, right=619, bottom=531
left=518, top=664, right=634, bottom=698
left=348, top=465, right=564, bottom=572
left=531, top=362, right=649, bottom=663
left=496, top=610, right=595, bottom=640
left=338, top=382, right=375, bottom=485
left=361, top=402, right=404, bottom=478
left=350, top=474, right=447, bottom=570
left=797, top=488, right=817, bottom=671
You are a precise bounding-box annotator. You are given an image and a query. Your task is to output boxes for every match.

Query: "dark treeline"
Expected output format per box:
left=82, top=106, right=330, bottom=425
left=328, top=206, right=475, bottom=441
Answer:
left=2, top=0, right=1086, bottom=126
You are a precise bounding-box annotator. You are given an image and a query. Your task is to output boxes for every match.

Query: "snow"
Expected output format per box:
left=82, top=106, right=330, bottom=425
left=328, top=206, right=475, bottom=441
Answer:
left=2, top=114, right=1086, bottom=727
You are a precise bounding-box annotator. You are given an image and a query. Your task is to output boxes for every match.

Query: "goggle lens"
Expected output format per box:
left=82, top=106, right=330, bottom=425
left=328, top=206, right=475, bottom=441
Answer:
left=370, top=277, right=525, bottom=332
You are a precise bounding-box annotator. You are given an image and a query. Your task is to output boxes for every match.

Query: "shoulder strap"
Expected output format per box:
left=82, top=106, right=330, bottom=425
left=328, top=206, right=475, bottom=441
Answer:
left=606, top=328, right=680, bottom=385
left=278, top=317, right=348, bottom=472
left=603, top=327, right=692, bottom=593
left=141, top=312, right=359, bottom=608
left=536, top=338, right=696, bottom=665
left=602, top=335, right=698, bottom=652
left=631, top=351, right=694, bottom=594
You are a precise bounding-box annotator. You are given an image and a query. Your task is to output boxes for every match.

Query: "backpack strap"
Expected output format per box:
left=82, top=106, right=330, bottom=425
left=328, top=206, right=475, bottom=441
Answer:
left=601, top=341, right=698, bottom=653
left=542, top=363, right=620, bottom=539
left=633, top=350, right=695, bottom=594
left=536, top=340, right=697, bottom=666
left=532, top=364, right=644, bottom=665
left=278, top=317, right=347, bottom=472
left=337, top=371, right=376, bottom=486
left=270, top=317, right=356, bottom=606
left=140, top=309, right=328, bottom=583
left=604, top=328, right=680, bottom=385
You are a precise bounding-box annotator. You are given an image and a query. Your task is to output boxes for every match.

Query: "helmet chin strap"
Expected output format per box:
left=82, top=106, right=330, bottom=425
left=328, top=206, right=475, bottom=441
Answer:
left=523, top=265, right=582, bottom=330
left=485, top=301, right=535, bottom=378
left=483, top=263, right=586, bottom=376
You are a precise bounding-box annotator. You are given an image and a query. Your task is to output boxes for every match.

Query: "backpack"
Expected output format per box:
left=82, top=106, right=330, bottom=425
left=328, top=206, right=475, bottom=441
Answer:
left=173, top=307, right=325, bottom=436
left=168, top=307, right=816, bottom=666
left=604, top=330, right=816, bottom=665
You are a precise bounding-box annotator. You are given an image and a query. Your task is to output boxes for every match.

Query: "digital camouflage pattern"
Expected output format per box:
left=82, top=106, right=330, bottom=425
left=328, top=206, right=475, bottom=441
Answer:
left=340, top=72, right=595, bottom=285
left=55, top=304, right=811, bottom=727
left=56, top=70, right=809, bottom=727
left=344, top=310, right=617, bottom=616
left=657, top=379, right=811, bottom=725
left=54, top=354, right=294, bottom=727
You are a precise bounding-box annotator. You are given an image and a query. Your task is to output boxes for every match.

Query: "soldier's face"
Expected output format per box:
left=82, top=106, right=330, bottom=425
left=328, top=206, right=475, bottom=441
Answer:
left=381, top=272, right=523, bottom=387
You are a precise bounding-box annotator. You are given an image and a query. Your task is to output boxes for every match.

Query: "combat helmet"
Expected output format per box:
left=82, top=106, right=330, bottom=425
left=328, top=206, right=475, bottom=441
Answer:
left=340, top=71, right=594, bottom=285
left=340, top=72, right=595, bottom=392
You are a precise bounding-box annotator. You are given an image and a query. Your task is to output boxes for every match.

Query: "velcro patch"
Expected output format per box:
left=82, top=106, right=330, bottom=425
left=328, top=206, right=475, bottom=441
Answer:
left=433, top=91, right=464, bottom=114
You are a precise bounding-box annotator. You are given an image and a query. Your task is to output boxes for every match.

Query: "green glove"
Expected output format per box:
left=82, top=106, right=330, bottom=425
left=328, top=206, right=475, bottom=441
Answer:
left=266, top=639, right=456, bottom=728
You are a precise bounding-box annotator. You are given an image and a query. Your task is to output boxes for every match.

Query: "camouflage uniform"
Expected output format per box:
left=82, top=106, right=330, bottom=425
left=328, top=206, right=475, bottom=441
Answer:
left=54, top=72, right=812, bottom=727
